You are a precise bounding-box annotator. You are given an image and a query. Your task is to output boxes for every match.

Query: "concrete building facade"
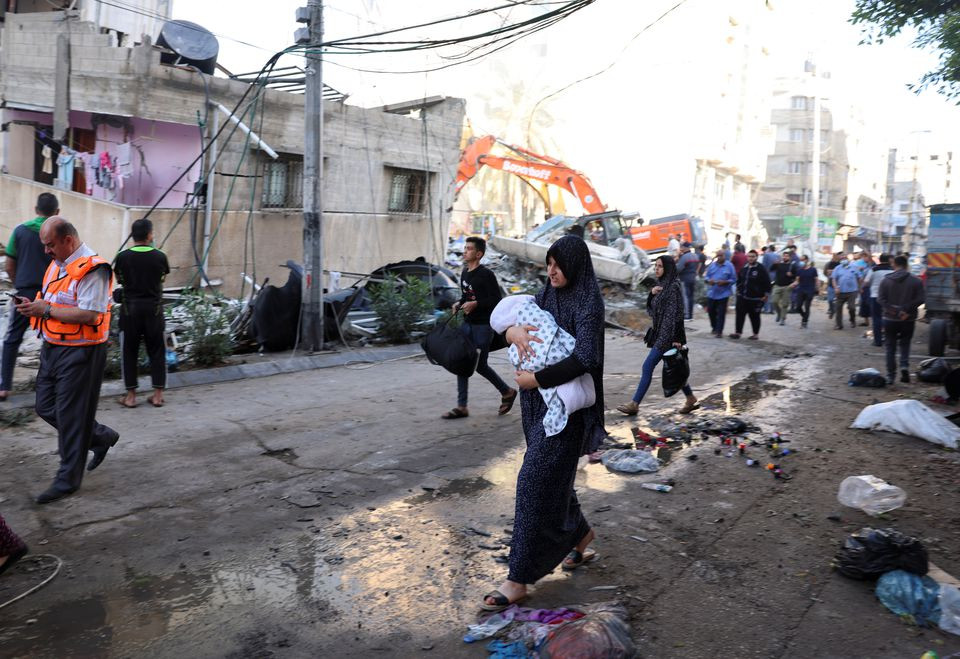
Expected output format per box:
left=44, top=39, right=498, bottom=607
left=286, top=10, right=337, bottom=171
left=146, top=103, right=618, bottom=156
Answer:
left=0, top=10, right=466, bottom=296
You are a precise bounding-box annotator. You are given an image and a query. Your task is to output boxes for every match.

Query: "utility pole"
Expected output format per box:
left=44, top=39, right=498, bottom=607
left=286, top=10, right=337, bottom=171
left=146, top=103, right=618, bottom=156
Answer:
left=296, top=2, right=324, bottom=351
left=809, top=71, right=821, bottom=257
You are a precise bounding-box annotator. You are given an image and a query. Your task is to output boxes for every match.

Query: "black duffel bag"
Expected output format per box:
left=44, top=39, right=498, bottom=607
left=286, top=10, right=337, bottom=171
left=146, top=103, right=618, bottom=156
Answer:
left=421, top=313, right=479, bottom=377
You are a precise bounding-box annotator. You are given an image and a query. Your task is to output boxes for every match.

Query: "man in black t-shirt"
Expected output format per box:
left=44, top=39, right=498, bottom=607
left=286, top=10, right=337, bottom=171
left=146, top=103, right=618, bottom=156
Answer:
left=114, top=219, right=170, bottom=408
left=442, top=236, right=516, bottom=420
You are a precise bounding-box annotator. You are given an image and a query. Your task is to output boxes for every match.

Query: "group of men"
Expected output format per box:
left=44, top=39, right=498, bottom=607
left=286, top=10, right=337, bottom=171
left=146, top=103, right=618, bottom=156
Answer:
left=2, top=194, right=169, bottom=503
left=826, top=249, right=925, bottom=384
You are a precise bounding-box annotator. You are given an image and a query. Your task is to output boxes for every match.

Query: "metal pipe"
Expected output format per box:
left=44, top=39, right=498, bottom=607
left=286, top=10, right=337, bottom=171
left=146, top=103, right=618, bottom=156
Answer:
left=201, top=109, right=218, bottom=277
left=213, top=102, right=279, bottom=160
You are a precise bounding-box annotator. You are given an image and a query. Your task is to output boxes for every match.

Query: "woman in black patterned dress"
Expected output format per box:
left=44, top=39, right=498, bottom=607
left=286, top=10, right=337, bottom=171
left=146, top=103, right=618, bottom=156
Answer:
left=482, top=236, right=606, bottom=611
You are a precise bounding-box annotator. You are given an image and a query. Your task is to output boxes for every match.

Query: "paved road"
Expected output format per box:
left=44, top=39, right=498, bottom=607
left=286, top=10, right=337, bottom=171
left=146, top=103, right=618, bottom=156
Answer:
left=1, top=302, right=959, bottom=658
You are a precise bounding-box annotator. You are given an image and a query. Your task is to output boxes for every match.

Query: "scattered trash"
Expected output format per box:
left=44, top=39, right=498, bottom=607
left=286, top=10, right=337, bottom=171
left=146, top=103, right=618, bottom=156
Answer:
left=850, top=399, right=960, bottom=450
left=837, top=475, right=907, bottom=516
left=539, top=602, right=636, bottom=659
left=464, top=611, right=515, bottom=642
left=594, top=505, right=612, bottom=513
left=600, top=449, right=659, bottom=474
left=834, top=527, right=929, bottom=580
left=918, top=358, right=952, bottom=384
left=629, top=535, right=648, bottom=543
left=940, top=583, right=960, bottom=636
left=640, top=482, right=672, bottom=493
left=587, top=586, right=621, bottom=591
left=876, top=570, right=942, bottom=627
left=848, top=368, right=887, bottom=388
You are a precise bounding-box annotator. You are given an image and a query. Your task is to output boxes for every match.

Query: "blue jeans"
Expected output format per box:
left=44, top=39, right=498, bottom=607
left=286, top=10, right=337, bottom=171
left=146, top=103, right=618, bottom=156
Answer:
left=1, top=289, right=37, bottom=391
left=827, top=284, right=835, bottom=315
left=884, top=320, right=914, bottom=377
left=632, top=347, right=693, bottom=403
left=871, top=298, right=884, bottom=346
left=457, top=322, right=510, bottom=407
left=681, top=279, right=695, bottom=319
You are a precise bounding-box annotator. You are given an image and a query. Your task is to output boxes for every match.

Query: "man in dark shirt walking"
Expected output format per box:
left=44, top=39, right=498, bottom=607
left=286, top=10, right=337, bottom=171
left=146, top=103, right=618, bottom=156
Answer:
left=878, top=255, right=925, bottom=385
left=771, top=251, right=796, bottom=325
left=442, top=237, right=516, bottom=419
left=730, top=250, right=771, bottom=339
left=1, top=193, right=57, bottom=401
left=676, top=242, right=700, bottom=320
left=114, top=219, right=170, bottom=408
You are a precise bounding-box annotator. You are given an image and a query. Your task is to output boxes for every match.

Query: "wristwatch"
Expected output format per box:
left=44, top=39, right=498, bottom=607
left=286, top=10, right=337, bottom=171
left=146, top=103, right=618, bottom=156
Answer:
left=42, top=304, right=52, bottom=320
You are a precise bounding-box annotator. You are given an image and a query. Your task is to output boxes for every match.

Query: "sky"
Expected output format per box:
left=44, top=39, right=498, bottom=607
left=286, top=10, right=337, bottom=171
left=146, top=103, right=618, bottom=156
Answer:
left=171, top=0, right=959, bottom=217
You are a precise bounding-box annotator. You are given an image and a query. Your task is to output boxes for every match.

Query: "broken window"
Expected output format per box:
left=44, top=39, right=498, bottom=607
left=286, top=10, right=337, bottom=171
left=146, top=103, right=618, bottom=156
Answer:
left=386, top=167, right=428, bottom=213
left=262, top=157, right=303, bottom=208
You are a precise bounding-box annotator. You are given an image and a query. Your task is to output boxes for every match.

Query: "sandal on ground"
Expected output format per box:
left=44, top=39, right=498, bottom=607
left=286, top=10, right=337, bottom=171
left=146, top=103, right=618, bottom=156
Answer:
left=148, top=396, right=164, bottom=408
left=678, top=401, right=701, bottom=414
left=498, top=390, right=518, bottom=416
left=441, top=408, right=469, bottom=420
left=480, top=589, right=528, bottom=612
left=616, top=401, right=639, bottom=416
left=748, top=335, right=759, bottom=340
left=562, top=548, right=598, bottom=571
left=118, top=398, right=138, bottom=409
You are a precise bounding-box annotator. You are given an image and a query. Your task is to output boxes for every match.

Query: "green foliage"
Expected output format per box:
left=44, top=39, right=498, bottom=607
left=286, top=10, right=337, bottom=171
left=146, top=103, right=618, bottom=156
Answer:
left=851, top=0, right=960, bottom=100
left=370, top=274, right=435, bottom=343
left=180, top=290, right=236, bottom=367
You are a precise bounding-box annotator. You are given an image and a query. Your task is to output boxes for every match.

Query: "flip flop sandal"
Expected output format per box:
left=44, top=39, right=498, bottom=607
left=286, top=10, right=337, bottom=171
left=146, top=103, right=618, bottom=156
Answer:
left=118, top=399, right=138, bottom=409
left=498, top=390, right=518, bottom=415
left=148, top=397, right=164, bottom=408
left=480, top=590, right=527, bottom=612
left=678, top=402, right=701, bottom=415
left=616, top=402, right=639, bottom=416
left=441, top=408, right=469, bottom=420
left=562, top=548, right=598, bottom=571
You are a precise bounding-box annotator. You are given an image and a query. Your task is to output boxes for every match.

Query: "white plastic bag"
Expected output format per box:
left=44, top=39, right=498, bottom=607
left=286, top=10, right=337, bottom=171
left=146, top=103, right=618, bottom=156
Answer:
left=837, top=475, right=906, bottom=516
left=601, top=449, right=659, bottom=473
left=850, top=399, right=960, bottom=450
left=941, top=583, right=960, bottom=636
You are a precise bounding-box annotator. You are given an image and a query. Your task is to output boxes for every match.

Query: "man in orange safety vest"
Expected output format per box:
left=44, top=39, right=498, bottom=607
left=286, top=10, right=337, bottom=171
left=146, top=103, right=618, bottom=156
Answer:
left=14, top=217, right=119, bottom=504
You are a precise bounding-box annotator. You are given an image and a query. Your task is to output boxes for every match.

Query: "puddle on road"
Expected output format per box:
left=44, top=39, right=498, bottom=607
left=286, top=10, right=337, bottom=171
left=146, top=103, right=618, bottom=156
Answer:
left=700, top=368, right=787, bottom=414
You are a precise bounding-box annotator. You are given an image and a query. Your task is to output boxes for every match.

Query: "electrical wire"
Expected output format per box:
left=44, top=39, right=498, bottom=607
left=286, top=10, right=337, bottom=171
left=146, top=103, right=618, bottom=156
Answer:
left=525, top=0, right=691, bottom=142
left=0, top=554, right=63, bottom=611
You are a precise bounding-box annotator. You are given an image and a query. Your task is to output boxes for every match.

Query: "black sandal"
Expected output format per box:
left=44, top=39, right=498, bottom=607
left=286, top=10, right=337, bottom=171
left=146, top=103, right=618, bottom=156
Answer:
left=441, top=408, right=469, bottom=419
left=498, top=390, right=518, bottom=416
left=561, top=548, right=598, bottom=571
left=480, top=589, right=527, bottom=612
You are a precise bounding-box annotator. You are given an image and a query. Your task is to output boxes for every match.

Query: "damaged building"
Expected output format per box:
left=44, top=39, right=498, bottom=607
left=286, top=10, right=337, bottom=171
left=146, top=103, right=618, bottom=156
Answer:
left=0, top=5, right=466, bottom=297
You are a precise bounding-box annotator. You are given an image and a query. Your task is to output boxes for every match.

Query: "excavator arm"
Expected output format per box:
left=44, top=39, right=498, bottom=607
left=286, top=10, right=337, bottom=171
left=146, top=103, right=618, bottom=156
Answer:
left=454, top=135, right=605, bottom=215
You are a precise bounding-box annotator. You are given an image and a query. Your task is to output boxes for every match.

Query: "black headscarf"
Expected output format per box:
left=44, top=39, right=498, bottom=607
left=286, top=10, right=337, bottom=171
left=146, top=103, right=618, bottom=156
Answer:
left=646, top=254, right=686, bottom=352
left=537, top=235, right=606, bottom=454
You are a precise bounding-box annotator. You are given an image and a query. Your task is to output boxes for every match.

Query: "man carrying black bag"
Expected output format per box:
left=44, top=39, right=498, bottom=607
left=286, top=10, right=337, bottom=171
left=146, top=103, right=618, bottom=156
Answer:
left=441, top=237, right=517, bottom=420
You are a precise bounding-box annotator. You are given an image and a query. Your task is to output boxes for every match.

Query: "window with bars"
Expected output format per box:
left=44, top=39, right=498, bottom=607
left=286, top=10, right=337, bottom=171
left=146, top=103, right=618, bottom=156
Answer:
left=386, top=167, right=428, bottom=213
left=261, top=157, right=304, bottom=208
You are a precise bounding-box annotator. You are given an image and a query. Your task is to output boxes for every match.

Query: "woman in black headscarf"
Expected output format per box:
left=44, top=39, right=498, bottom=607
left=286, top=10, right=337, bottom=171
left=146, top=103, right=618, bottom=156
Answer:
left=481, top=235, right=606, bottom=611
left=616, top=254, right=699, bottom=416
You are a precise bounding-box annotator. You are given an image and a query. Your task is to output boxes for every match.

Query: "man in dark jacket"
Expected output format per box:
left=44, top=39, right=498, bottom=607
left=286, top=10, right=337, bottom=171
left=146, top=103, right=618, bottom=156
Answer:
left=878, top=255, right=925, bottom=385
left=442, top=237, right=516, bottom=419
left=1, top=193, right=57, bottom=401
left=730, top=250, right=771, bottom=339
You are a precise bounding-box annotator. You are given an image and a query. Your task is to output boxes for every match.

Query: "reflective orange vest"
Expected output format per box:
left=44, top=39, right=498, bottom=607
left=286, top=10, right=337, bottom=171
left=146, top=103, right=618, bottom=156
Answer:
left=32, top=255, right=113, bottom=346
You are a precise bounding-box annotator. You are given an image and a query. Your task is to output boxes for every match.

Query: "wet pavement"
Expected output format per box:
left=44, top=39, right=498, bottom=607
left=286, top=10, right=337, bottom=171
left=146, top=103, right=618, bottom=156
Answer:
left=2, top=303, right=960, bottom=657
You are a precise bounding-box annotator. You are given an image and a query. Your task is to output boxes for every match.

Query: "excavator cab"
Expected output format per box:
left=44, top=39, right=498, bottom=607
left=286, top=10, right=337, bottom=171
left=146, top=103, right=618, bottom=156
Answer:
left=576, top=211, right=632, bottom=247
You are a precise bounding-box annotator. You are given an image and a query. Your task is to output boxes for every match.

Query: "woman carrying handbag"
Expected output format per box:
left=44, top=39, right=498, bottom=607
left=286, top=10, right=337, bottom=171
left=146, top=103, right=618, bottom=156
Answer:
left=617, top=254, right=699, bottom=416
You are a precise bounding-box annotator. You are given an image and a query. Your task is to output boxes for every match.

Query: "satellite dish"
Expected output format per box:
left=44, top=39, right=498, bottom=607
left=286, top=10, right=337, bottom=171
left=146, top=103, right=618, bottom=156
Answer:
left=157, top=20, right=219, bottom=75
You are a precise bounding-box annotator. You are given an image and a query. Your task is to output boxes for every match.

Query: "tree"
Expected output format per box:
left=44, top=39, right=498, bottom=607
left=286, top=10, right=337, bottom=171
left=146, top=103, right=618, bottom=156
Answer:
left=850, top=1, right=960, bottom=101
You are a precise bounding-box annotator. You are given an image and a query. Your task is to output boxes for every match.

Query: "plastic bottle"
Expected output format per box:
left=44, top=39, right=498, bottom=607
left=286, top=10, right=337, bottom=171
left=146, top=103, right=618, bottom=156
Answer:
left=641, top=483, right=672, bottom=493
left=837, top=475, right=906, bottom=516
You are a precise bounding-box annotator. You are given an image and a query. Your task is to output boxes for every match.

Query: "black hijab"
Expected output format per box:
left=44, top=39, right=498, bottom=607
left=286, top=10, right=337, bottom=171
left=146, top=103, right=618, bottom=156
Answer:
left=647, top=254, right=686, bottom=351
left=537, top=235, right=606, bottom=454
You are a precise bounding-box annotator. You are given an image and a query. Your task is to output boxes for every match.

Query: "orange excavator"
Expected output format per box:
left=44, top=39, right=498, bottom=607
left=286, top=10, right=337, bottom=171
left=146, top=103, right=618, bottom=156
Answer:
left=454, top=135, right=605, bottom=216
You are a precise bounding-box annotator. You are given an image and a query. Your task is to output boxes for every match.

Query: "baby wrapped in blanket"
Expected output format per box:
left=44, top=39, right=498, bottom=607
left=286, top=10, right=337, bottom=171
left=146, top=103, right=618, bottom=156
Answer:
left=490, top=295, right=596, bottom=437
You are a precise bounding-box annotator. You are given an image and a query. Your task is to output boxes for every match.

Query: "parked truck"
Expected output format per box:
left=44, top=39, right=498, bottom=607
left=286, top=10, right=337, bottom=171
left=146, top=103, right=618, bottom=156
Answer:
left=925, top=203, right=960, bottom=356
